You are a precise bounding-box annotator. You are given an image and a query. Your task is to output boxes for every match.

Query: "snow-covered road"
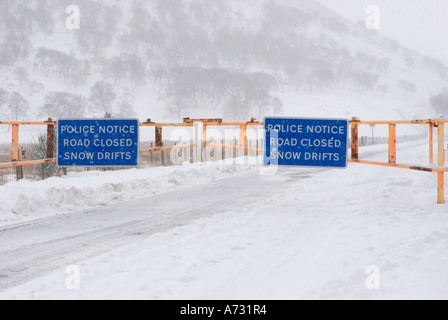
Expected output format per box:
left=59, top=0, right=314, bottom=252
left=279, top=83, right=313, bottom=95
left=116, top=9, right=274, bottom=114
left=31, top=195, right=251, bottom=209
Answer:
left=0, top=141, right=447, bottom=299
left=0, top=167, right=321, bottom=293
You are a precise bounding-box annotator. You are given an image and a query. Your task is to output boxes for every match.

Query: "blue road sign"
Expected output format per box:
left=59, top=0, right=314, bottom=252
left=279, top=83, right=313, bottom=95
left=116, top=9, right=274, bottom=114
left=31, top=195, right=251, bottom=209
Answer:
left=264, top=118, right=348, bottom=168
left=58, top=119, right=139, bottom=167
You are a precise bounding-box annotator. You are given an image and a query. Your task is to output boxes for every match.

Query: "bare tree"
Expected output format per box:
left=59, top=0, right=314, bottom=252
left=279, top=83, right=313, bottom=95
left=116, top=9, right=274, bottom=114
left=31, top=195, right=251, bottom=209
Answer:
left=34, top=5, right=54, bottom=39
left=115, top=91, right=136, bottom=118
left=40, top=92, right=86, bottom=119
left=34, top=47, right=89, bottom=84
left=431, top=88, right=448, bottom=115
left=89, top=81, right=117, bottom=116
left=8, top=92, right=29, bottom=120
left=0, top=88, right=8, bottom=110
left=14, top=66, right=28, bottom=90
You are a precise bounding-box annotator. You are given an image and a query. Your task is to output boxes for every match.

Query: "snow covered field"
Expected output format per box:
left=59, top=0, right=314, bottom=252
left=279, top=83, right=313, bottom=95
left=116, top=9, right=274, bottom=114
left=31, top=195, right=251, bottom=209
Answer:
left=0, top=141, right=447, bottom=300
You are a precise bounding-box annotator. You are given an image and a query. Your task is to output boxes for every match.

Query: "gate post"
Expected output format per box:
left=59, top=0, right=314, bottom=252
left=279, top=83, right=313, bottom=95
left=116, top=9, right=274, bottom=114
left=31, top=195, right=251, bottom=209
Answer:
left=193, top=122, right=203, bottom=163
left=240, top=124, right=247, bottom=148
left=11, top=124, right=19, bottom=162
left=12, top=124, right=23, bottom=181
left=240, top=124, right=247, bottom=157
left=155, top=126, right=164, bottom=166
left=437, top=122, right=445, bottom=204
left=350, top=117, right=359, bottom=160
left=429, top=122, right=434, bottom=164
left=389, top=124, right=396, bottom=164
left=46, top=118, right=55, bottom=160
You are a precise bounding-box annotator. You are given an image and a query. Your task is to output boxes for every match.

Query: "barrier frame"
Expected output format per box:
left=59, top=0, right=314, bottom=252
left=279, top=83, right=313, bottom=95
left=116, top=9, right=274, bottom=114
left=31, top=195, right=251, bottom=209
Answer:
left=1, top=117, right=447, bottom=204
left=349, top=117, right=447, bottom=204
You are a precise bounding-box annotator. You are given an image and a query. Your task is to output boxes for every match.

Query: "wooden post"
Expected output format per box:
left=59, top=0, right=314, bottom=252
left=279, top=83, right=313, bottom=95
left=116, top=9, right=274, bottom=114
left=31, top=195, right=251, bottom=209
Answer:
left=150, top=142, right=154, bottom=166
left=389, top=124, right=396, bottom=164
left=11, top=124, right=23, bottom=181
left=193, top=122, right=202, bottom=163
left=438, top=122, right=445, bottom=204
left=240, top=124, right=247, bottom=157
left=222, top=138, right=225, bottom=161
left=351, top=117, right=359, bottom=160
left=156, top=126, right=164, bottom=166
left=45, top=118, right=55, bottom=180
left=155, top=126, right=163, bottom=147
left=438, top=172, right=444, bottom=205
left=240, top=124, right=247, bottom=148
left=46, top=118, right=55, bottom=160
left=438, top=123, right=445, bottom=167
left=203, top=124, right=208, bottom=149
left=429, top=123, right=434, bottom=164
left=11, top=124, right=19, bottom=162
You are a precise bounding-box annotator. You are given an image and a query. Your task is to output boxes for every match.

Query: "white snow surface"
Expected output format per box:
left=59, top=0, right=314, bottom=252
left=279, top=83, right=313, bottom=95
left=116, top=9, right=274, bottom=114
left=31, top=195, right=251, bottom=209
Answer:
left=0, top=161, right=256, bottom=225
left=0, top=142, right=448, bottom=300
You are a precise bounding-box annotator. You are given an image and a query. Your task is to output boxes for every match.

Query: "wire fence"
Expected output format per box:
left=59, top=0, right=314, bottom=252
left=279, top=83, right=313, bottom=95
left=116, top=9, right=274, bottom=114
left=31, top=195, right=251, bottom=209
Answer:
left=358, top=133, right=427, bottom=147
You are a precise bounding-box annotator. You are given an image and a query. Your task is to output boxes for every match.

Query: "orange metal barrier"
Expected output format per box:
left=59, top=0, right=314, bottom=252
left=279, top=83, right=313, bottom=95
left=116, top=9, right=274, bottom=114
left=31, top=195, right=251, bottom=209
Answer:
left=2, top=117, right=446, bottom=204
left=0, top=119, right=57, bottom=180
left=0, top=159, right=56, bottom=169
left=349, top=117, right=447, bottom=204
left=0, top=118, right=211, bottom=177
left=140, top=119, right=195, bottom=153
left=203, top=119, right=263, bottom=152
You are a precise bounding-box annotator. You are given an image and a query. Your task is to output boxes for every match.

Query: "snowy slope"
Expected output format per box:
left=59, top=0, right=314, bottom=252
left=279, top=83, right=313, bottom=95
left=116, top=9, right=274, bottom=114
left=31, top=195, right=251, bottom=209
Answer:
left=0, top=142, right=447, bottom=299
left=0, top=0, right=447, bottom=143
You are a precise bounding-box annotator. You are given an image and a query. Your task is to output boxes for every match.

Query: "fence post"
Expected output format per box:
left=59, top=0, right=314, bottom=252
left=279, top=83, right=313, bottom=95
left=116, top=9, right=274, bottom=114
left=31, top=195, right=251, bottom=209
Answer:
left=150, top=142, right=154, bottom=166
left=11, top=124, right=23, bottom=181
left=193, top=122, right=203, bottom=163
left=389, top=124, right=396, bottom=164
left=203, top=123, right=208, bottom=162
left=203, top=123, right=207, bottom=149
left=11, top=124, right=19, bottom=162
left=429, top=123, right=434, bottom=164
left=155, top=126, right=164, bottom=166
left=222, top=138, right=226, bottom=161
left=437, top=122, right=445, bottom=204
left=350, top=117, right=359, bottom=160
left=240, top=124, right=247, bottom=151
left=46, top=118, right=55, bottom=160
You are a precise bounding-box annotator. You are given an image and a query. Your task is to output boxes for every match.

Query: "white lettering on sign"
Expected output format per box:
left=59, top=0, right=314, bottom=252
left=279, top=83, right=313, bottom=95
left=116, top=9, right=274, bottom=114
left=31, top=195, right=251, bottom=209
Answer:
left=304, top=152, right=340, bottom=162
left=63, top=139, right=91, bottom=147
left=266, top=124, right=303, bottom=133
left=306, top=125, right=345, bottom=135
left=267, top=120, right=347, bottom=166
left=58, top=120, right=138, bottom=166
left=97, top=152, right=132, bottom=160
left=266, top=124, right=346, bottom=135
left=270, top=138, right=298, bottom=147
left=300, top=138, right=342, bottom=148
left=60, top=125, right=95, bottom=134
left=272, top=151, right=302, bottom=160
left=60, top=125, right=137, bottom=135
left=64, top=152, right=95, bottom=160
left=98, top=125, right=136, bottom=134
left=93, top=139, right=134, bottom=147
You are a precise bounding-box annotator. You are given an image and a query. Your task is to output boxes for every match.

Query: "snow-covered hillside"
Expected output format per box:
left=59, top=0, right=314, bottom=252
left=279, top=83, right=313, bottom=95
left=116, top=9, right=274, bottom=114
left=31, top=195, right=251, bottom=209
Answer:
left=0, top=0, right=446, bottom=130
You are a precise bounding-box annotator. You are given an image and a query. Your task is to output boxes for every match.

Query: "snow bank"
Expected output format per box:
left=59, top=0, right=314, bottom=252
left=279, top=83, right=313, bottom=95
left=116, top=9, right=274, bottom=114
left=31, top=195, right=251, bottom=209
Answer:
left=1, top=143, right=448, bottom=300
left=0, top=160, right=257, bottom=225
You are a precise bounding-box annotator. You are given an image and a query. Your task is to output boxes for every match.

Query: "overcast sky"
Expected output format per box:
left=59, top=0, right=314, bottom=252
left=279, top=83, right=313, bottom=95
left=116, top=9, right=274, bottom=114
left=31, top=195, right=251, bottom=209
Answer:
left=316, top=0, right=448, bottom=65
